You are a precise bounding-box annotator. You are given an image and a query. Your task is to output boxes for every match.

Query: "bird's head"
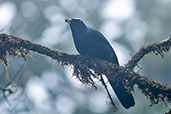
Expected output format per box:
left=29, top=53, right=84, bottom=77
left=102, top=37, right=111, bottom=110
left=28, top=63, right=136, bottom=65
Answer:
left=65, top=18, right=88, bottom=33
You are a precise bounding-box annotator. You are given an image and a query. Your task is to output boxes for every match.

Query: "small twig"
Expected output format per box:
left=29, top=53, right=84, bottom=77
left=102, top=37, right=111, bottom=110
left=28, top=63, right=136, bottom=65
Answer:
left=0, top=62, right=25, bottom=106
left=5, top=62, right=26, bottom=88
left=0, top=86, right=13, bottom=106
left=100, top=76, right=118, bottom=112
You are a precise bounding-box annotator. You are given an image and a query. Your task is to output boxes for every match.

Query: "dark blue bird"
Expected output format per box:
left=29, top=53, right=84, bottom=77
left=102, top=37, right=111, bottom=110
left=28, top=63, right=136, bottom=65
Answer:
left=65, top=18, right=135, bottom=109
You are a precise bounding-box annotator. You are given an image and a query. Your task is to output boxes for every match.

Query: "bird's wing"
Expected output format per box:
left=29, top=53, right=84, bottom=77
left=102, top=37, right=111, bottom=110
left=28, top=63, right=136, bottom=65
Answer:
left=86, top=28, right=119, bottom=64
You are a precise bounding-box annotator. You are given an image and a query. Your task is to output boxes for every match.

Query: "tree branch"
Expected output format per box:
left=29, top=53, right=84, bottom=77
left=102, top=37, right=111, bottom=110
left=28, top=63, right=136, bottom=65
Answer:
left=0, top=33, right=170, bottom=112
left=126, top=36, right=171, bottom=70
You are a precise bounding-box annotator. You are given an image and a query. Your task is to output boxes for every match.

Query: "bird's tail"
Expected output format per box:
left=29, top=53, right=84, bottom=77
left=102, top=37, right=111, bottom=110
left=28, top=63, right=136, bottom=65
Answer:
left=109, top=80, right=135, bottom=109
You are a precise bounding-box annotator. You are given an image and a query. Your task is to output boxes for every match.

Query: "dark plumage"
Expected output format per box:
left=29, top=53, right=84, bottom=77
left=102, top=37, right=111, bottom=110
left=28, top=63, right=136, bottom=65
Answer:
left=66, top=18, right=135, bottom=109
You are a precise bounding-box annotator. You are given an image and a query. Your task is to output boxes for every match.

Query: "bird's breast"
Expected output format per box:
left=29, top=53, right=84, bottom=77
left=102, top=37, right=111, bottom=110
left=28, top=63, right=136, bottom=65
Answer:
left=73, top=34, right=91, bottom=55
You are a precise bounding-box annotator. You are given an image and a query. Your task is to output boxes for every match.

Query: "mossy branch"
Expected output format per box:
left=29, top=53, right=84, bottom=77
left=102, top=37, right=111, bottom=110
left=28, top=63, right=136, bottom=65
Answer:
left=126, top=36, right=171, bottom=70
left=0, top=33, right=170, bottom=111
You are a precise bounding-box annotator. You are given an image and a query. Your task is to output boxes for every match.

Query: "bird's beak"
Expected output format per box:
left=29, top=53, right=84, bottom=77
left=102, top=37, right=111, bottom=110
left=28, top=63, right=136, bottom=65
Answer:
left=65, top=18, right=71, bottom=24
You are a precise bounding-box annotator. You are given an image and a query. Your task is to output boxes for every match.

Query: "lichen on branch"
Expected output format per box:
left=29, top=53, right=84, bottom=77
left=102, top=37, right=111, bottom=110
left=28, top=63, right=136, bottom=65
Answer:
left=126, top=36, right=171, bottom=70
left=0, top=33, right=171, bottom=112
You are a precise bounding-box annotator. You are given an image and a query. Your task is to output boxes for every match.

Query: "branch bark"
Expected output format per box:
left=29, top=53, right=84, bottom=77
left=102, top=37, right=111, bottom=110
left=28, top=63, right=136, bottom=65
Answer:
left=126, top=36, right=171, bottom=70
left=0, top=33, right=170, bottom=112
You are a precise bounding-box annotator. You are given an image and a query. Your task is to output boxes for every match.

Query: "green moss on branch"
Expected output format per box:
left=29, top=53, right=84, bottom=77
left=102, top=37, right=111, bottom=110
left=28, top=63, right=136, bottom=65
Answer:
left=0, top=33, right=170, bottom=112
